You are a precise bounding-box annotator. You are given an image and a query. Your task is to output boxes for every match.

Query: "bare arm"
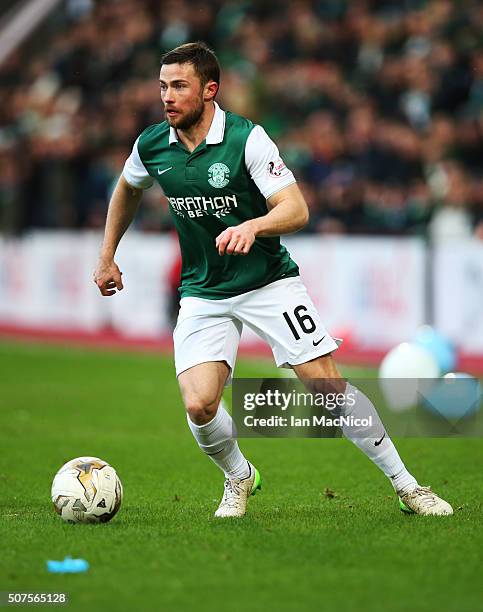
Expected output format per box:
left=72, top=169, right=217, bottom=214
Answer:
left=94, top=175, right=143, bottom=296
left=251, top=183, right=309, bottom=236
left=216, top=183, right=309, bottom=255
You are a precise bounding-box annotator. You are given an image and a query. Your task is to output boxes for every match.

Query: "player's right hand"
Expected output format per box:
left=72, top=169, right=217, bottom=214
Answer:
left=93, top=259, right=124, bottom=296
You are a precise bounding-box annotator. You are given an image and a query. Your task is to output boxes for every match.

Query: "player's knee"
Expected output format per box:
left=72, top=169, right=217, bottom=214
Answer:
left=185, top=396, right=217, bottom=425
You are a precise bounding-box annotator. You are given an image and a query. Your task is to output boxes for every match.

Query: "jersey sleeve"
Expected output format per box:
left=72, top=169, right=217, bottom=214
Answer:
left=122, top=137, right=154, bottom=189
left=244, top=125, right=296, bottom=199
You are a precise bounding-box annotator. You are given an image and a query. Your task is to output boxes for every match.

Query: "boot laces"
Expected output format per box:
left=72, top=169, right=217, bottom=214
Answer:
left=412, top=486, right=438, bottom=507
left=221, top=478, right=243, bottom=508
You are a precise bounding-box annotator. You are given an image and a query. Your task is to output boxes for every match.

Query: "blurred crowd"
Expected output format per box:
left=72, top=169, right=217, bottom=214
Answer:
left=1, top=0, right=483, bottom=240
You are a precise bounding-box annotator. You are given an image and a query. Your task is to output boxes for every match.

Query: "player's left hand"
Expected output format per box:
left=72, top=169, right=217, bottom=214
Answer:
left=215, top=222, right=256, bottom=256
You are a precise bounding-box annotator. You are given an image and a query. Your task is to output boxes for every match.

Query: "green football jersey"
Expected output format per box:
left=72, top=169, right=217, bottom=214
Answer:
left=123, top=102, right=299, bottom=299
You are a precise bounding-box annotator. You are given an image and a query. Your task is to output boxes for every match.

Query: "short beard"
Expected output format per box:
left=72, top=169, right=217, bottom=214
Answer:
left=167, top=97, right=204, bottom=131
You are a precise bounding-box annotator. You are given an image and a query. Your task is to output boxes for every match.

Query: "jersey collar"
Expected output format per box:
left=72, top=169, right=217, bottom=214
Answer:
left=168, top=101, right=225, bottom=146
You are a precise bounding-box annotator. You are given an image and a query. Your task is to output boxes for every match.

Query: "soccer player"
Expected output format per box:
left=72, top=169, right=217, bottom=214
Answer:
left=94, top=42, right=452, bottom=518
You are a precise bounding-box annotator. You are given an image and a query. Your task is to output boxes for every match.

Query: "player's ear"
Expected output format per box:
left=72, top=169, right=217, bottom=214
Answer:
left=204, top=80, right=218, bottom=102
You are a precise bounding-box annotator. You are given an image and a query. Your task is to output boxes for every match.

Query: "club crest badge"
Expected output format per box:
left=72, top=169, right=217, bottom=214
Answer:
left=208, top=162, right=230, bottom=188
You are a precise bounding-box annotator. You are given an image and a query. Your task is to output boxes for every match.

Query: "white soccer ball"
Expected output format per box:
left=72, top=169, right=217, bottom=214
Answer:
left=51, top=456, right=123, bottom=523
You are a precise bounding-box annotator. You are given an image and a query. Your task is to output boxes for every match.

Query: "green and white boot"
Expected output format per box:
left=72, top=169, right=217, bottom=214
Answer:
left=214, top=462, right=261, bottom=518
left=399, top=486, right=453, bottom=516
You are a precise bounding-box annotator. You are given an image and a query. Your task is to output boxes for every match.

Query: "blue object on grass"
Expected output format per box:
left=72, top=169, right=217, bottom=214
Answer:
left=414, top=325, right=456, bottom=374
left=421, top=373, right=482, bottom=420
left=47, top=556, right=89, bottom=573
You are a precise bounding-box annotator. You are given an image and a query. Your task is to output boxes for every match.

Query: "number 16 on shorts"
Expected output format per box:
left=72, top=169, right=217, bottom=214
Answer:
left=283, top=305, right=318, bottom=341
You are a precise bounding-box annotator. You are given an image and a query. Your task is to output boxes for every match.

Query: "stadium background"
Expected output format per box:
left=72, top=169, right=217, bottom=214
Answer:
left=1, top=0, right=483, bottom=365
left=0, top=2, right=482, bottom=611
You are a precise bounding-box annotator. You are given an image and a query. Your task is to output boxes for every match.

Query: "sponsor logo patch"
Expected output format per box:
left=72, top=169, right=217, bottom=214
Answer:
left=167, top=194, right=238, bottom=219
left=268, top=159, right=286, bottom=177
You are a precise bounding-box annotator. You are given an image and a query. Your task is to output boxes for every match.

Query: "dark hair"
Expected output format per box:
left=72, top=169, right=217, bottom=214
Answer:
left=161, top=42, right=220, bottom=87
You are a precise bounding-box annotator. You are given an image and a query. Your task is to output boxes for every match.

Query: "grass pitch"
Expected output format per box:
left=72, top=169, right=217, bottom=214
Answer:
left=0, top=341, right=481, bottom=611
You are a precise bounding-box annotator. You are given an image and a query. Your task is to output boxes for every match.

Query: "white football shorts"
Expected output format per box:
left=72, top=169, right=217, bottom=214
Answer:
left=173, top=276, right=339, bottom=382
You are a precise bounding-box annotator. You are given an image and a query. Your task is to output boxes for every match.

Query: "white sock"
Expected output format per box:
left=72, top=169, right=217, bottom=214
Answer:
left=341, top=384, right=418, bottom=494
left=187, top=400, right=250, bottom=480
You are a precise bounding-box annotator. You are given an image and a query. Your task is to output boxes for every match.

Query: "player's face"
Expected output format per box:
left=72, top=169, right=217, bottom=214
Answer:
left=159, top=62, right=206, bottom=130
